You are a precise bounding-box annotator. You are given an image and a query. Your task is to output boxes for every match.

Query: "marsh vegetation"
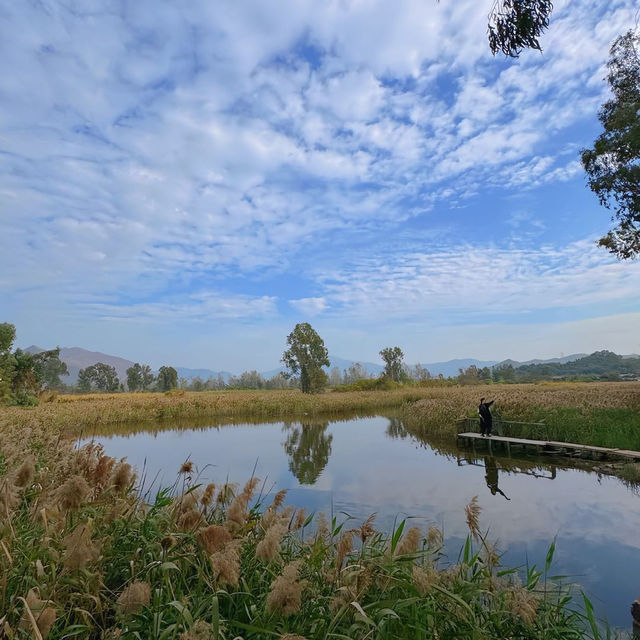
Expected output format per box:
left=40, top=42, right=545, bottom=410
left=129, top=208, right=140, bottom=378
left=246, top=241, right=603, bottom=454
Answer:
left=2, top=382, right=639, bottom=637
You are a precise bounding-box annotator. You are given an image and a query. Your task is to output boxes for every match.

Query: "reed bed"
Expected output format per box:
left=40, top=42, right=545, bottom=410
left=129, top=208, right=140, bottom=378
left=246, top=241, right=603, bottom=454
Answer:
left=1, top=383, right=634, bottom=637
left=0, top=434, right=599, bottom=639
left=2, top=383, right=639, bottom=449
left=401, top=382, right=640, bottom=450
left=0, top=389, right=429, bottom=439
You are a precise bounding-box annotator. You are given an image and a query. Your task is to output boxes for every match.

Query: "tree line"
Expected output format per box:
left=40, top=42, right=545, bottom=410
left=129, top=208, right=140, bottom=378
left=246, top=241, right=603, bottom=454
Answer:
left=0, top=323, right=69, bottom=405
left=76, top=363, right=180, bottom=393
left=4, top=320, right=636, bottom=404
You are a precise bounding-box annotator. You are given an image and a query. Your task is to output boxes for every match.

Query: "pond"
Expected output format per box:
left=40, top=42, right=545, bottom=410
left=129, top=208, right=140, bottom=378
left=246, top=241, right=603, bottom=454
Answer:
left=81, top=414, right=640, bottom=632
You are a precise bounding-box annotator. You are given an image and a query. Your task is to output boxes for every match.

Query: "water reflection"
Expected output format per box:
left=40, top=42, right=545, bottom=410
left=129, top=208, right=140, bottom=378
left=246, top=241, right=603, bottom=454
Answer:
left=386, top=416, right=409, bottom=439
left=282, top=421, right=332, bottom=484
left=79, top=413, right=640, bottom=630
left=483, top=457, right=511, bottom=500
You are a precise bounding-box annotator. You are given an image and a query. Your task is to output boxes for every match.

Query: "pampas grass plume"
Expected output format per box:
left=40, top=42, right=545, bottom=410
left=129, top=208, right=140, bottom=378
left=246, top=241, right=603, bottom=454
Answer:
left=56, top=475, right=90, bottom=511
left=197, top=524, right=232, bottom=555
left=117, top=581, right=151, bottom=614
left=396, top=526, right=421, bottom=555
left=465, top=496, right=481, bottom=540
left=211, top=540, right=241, bottom=586
left=266, top=561, right=308, bottom=616
left=110, top=461, right=133, bottom=493
left=256, top=522, right=287, bottom=562
left=63, top=523, right=100, bottom=570
left=13, top=456, right=36, bottom=488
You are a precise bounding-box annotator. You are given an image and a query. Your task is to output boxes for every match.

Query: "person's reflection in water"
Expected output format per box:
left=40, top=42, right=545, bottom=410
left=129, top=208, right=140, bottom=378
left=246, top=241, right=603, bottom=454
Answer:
left=484, top=457, right=511, bottom=500
left=282, top=421, right=333, bottom=485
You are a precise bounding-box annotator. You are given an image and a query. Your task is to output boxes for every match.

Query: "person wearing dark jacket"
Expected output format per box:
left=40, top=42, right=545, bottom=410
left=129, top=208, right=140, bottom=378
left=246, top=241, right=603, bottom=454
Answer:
left=478, top=398, right=494, bottom=436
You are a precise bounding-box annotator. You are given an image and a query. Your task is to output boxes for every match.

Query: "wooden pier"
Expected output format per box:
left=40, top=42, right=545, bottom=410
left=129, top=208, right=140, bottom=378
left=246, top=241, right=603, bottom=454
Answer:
left=457, top=432, right=640, bottom=461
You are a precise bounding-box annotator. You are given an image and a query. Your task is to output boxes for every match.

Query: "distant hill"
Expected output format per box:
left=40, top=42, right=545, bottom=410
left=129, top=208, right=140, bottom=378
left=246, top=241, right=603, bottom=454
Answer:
left=496, top=354, right=587, bottom=368
left=21, top=345, right=640, bottom=387
left=510, top=350, right=640, bottom=380
left=25, top=346, right=137, bottom=385
left=420, top=358, right=497, bottom=378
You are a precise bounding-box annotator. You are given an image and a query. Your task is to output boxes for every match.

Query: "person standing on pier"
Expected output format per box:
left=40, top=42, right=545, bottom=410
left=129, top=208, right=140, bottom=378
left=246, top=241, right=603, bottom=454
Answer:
left=478, top=398, right=495, bottom=437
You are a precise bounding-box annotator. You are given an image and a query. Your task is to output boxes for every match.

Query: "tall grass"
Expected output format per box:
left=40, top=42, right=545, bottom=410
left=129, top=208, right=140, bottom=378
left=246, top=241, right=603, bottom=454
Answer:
left=400, top=382, right=640, bottom=450
left=0, top=389, right=428, bottom=438
left=2, top=383, right=639, bottom=448
left=0, top=437, right=597, bottom=639
left=1, top=383, right=634, bottom=637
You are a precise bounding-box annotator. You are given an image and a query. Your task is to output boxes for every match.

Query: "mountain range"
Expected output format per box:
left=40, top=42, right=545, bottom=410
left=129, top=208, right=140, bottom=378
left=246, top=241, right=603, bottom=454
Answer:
left=23, top=345, right=602, bottom=385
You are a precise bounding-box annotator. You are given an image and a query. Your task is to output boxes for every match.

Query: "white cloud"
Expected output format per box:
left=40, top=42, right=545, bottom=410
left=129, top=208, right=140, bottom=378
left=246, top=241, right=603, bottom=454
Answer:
left=1, top=0, right=639, bottom=362
left=312, top=238, right=640, bottom=320
left=289, top=297, right=328, bottom=316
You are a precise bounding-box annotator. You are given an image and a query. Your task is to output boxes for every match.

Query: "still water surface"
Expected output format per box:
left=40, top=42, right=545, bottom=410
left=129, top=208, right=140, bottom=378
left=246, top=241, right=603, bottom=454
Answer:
left=82, top=414, right=640, bottom=631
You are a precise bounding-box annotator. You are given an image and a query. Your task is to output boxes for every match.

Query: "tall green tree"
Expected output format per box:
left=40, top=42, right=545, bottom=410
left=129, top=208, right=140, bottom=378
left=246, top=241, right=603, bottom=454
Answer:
left=282, top=323, right=330, bottom=394
left=140, top=364, right=155, bottom=391
left=126, top=363, right=143, bottom=391
left=0, top=323, right=17, bottom=402
left=11, top=349, right=38, bottom=397
left=582, top=29, right=640, bottom=260
left=127, top=363, right=155, bottom=391
left=78, top=363, right=120, bottom=392
left=77, top=368, right=92, bottom=393
left=380, top=346, right=405, bottom=382
left=32, top=347, right=68, bottom=389
left=157, top=366, right=178, bottom=391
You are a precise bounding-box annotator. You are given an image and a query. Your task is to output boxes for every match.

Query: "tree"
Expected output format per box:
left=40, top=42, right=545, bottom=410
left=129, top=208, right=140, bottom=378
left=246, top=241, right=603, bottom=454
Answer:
left=328, top=366, right=343, bottom=386
left=408, top=364, right=431, bottom=381
left=493, top=363, right=516, bottom=382
left=0, top=323, right=17, bottom=402
left=127, top=363, right=155, bottom=391
left=380, top=347, right=405, bottom=382
left=126, top=363, right=143, bottom=391
left=582, top=29, right=640, bottom=260
left=343, top=362, right=367, bottom=384
left=140, top=364, right=155, bottom=391
left=11, top=349, right=38, bottom=397
left=478, top=366, right=492, bottom=381
left=282, top=323, right=330, bottom=393
left=458, top=365, right=481, bottom=385
left=32, top=348, right=68, bottom=389
left=77, top=368, right=92, bottom=393
left=79, top=363, right=120, bottom=392
left=157, top=366, right=178, bottom=391
left=487, top=0, right=554, bottom=57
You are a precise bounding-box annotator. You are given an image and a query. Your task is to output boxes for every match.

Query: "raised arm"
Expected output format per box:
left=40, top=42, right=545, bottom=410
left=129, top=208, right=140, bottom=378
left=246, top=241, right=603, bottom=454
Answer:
left=487, top=400, right=494, bottom=407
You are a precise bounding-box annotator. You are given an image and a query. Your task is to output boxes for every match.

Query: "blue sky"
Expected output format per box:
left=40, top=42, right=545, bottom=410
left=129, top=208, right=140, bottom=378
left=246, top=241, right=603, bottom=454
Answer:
left=2, top=0, right=640, bottom=371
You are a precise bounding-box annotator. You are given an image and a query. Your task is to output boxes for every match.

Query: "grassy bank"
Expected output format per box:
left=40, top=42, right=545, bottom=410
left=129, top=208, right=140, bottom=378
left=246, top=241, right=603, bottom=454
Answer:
left=0, top=434, right=597, bottom=639
left=2, top=383, right=634, bottom=637
left=400, top=382, right=640, bottom=450
left=0, top=389, right=431, bottom=439
left=2, top=382, right=639, bottom=449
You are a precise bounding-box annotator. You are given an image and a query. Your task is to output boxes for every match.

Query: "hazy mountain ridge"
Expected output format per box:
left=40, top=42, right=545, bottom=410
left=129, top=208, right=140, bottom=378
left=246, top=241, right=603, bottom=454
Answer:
left=26, top=346, right=136, bottom=384
left=22, top=346, right=640, bottom=385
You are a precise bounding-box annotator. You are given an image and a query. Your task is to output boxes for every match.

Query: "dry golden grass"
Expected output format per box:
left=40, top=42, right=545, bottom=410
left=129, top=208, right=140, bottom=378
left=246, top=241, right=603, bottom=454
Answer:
left=0, top=383, right=622, bottom=637
left=402, top=381, right=640, bottom=449
left=0, top=388, right=431, bottom=440
left=1, top=382, right=638, bottom=447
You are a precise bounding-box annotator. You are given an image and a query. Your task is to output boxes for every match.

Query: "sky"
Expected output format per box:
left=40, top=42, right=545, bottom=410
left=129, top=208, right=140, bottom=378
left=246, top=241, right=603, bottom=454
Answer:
left=2, top=0, right=640, bottom=372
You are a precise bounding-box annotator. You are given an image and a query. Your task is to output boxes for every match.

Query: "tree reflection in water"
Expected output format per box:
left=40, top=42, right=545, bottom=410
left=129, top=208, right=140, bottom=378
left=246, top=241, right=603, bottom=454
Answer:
left=386, top=417, right=409, bottom=439
left=282, top=421, right=333, bottom=484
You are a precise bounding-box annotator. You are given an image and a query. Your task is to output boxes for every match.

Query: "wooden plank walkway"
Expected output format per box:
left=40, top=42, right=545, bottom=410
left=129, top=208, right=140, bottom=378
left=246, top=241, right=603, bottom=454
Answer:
left=457, top=432, right=640, bottom=461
